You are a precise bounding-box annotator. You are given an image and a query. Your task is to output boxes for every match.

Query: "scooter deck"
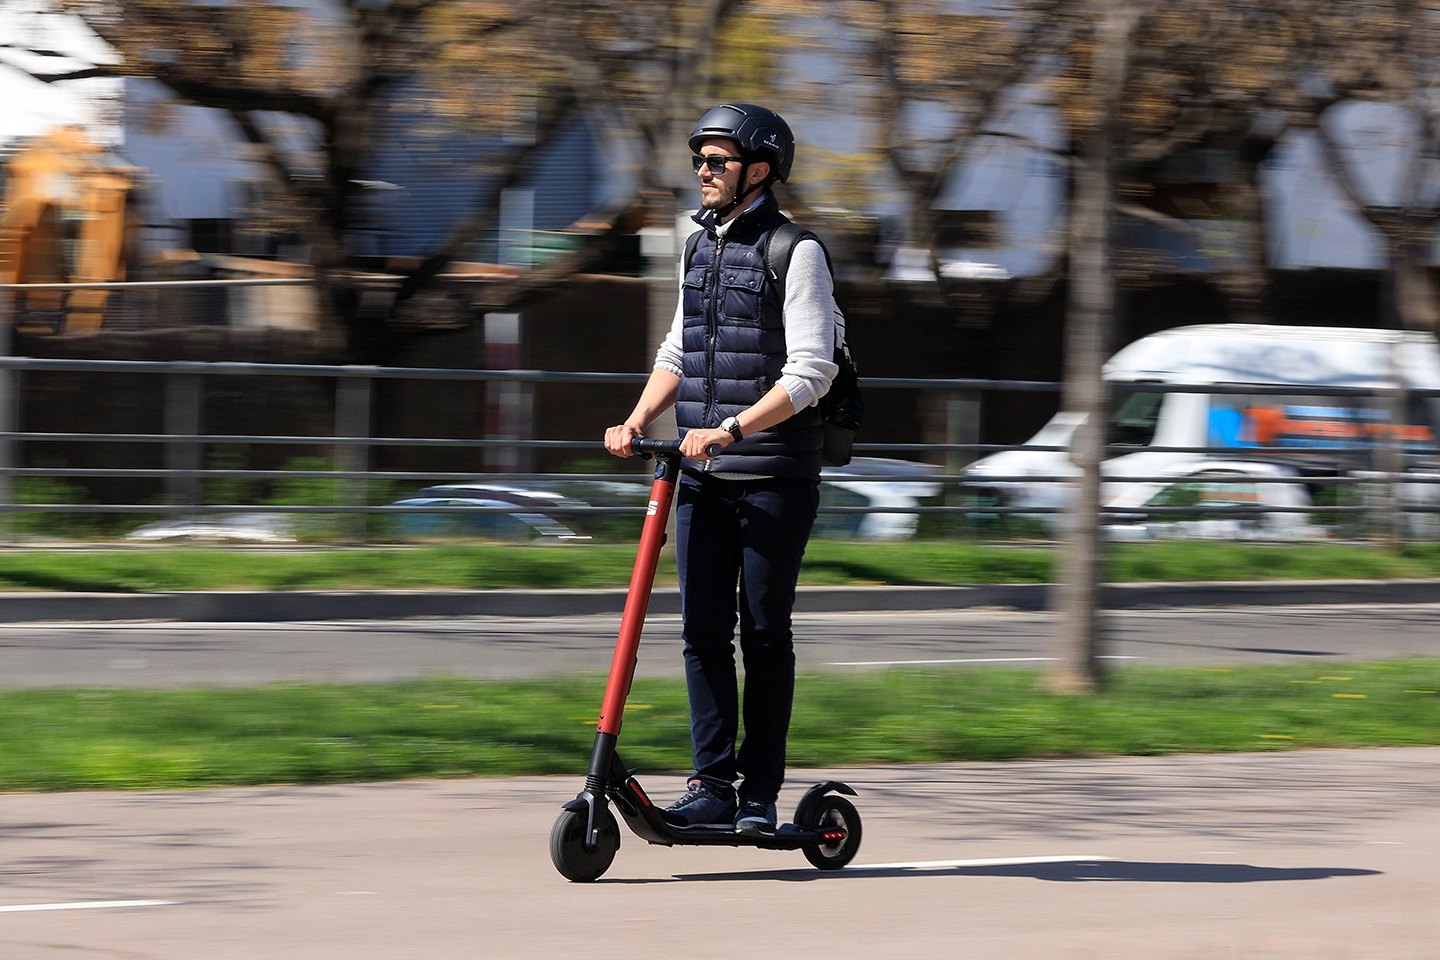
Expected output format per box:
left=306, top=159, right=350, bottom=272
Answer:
left=608, top=774, right=849, bottom=851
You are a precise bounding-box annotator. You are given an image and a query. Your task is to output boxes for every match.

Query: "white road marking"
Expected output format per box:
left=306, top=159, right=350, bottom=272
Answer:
left=0, top=899, right=179, bottom=914
left=109, top=659, right=148, bottom=669
left=828, top=656, right=1054, bottom=666
left=850, top=855, right=1115, bottom=872
left=826, top=655, right=1145, bottom=667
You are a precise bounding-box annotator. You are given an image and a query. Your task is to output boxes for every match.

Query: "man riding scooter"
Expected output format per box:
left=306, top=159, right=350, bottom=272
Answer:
left=604, top=103, right=838, bottom=836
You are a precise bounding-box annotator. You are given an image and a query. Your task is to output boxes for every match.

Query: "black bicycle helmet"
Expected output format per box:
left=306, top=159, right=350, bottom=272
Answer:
left=689, top=103, right=795, bottom=183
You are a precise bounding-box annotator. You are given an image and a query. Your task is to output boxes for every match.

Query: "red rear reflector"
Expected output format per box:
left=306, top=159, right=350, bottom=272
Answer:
left=822, top=831, right=845, bottom=841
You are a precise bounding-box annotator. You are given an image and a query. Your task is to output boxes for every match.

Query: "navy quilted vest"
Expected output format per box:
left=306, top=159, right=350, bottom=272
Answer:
left=676, top=194, right=824, bottom=479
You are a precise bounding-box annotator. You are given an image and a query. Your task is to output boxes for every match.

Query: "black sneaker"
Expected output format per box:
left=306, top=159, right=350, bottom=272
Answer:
left=663, top=779, right=737, bottom=826
left=734, top=798, right=778, bottom=836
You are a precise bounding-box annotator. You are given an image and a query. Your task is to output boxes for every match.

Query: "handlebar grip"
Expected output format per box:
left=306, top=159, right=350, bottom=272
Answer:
left=629, top=438, right=725, bottom=459
left=631, top=437, right=683, bottom=458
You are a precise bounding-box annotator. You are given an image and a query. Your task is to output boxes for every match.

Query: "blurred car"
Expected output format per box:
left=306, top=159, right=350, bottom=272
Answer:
left=389, top=497, right=589, bottom=541
left=1101, top=462, right=1322, bottom=540
left=392, top=484, right=591, bottom=541
left=967, top=439, right=1326, bottom=540
left=426, top=468, right=949, bottom=541
left=125, top=513, right=298, bottom=543
left=815, top=458, right=943, bottom=540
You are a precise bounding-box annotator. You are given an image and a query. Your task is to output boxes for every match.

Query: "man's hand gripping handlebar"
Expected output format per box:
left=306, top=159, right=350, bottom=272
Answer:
left=629, top=437, right=722, bottom=460
left=606, top=423, right=726, bottom=461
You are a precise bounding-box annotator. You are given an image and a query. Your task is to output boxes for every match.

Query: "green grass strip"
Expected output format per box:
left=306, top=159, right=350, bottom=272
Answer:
left=1, top=660, right=1435, bottom=792
left=0, top=545, right=650, bottom=593
left=4, top=541, right=1440, bottom=593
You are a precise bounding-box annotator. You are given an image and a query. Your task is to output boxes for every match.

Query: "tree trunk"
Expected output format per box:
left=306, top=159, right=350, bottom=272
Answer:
left=1052, top=1, right=1136, bottom=694
left=1374, top=235, right=1436, bottom=550
left=1218, top=155, right=1269, bottom=324
left=1392, top=240, right=1440, bottom=334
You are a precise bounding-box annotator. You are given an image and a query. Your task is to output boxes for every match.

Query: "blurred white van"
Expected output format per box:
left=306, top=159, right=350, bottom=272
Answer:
left=965, top=324, right=1440, bottom=537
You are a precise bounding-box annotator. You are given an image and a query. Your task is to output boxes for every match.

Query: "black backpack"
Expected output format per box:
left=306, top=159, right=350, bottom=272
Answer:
left=683, top=222, right=863, bottom=466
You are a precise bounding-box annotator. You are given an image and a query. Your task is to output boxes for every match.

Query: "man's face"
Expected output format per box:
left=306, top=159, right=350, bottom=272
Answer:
left=696, top=137, right=769, bottom=212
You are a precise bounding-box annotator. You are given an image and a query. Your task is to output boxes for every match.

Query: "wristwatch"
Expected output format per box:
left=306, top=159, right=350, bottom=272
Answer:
left=720, top=416, right=744, bottom=442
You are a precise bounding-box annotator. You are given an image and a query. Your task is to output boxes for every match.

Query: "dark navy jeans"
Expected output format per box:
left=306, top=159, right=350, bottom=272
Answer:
left=674, top=470, right=819, bottom=806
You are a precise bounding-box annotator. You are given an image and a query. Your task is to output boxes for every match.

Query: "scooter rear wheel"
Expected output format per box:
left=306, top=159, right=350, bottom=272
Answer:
left=801, top=795, right=862, bottom=870
left=550, top=807, right=620, bottom=882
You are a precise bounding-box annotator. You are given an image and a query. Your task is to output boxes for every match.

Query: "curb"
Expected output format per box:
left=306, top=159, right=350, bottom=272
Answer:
left=0, top=579, right=1439, bottom=623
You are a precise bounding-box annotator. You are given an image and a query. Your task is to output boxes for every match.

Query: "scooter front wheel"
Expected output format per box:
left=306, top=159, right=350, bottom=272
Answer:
left=550, top=807, right=620, bottom=882
left=801, top=795, right=862, bottom=871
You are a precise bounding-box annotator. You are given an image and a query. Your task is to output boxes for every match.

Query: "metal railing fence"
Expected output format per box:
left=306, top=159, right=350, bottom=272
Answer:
left=3, top=281, right=1439, bottom=538
left=0, top=355, right=1432, bottom=533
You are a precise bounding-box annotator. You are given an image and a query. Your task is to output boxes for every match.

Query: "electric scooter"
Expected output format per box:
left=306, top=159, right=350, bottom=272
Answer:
left=549, top=437, right=862, bottom=882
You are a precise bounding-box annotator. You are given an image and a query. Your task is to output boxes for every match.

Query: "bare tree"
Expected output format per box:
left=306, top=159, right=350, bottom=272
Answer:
left=0, top=0, right=748, bottom=356
left=0, top=0, right=610, bottom=357
left=864, top=0, right=1067, bottom=270
left=546, top=0, right=755, bottom=198
left=1043, top=0, right=1334, bottom=688
left=1301, top=1, right=1440, bottom=333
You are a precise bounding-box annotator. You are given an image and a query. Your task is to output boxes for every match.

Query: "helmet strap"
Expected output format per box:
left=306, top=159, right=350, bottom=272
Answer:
left=715, top=162, right=768, bottom=219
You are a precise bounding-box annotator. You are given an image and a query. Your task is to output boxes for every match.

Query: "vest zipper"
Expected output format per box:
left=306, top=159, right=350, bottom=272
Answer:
left=703, top=235, right=724, bottom=432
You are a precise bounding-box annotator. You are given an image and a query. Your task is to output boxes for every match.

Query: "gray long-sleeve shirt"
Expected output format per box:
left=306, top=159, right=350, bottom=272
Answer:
left=653, top=211, right=839, bottom=411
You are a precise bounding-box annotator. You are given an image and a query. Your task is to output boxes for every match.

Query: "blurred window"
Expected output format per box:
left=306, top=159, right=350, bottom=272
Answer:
left=935, top=210, right=1000, bottom=248
left=1111, top=391, right=1163, bottom=447
left=1146, top=470, right=1262, bottom=511
left=188, top=218, right=234, bottom=254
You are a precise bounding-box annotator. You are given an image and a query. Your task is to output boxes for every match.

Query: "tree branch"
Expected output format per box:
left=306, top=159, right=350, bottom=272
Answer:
left=0, top=43, right=80, bottom=59
left=1125, top=106, right=1217, bottom=164
left=1312, top=111, right=1376, bottom=223
left=974, top=127, right=1071, bottom=160
left=227, top=107, right=346, bottom=266
left=923, top=0, right=1069, bottom=199
left=230, top=109, right=301, bottom=188
left=395, top=90, right=580, bottom=303
left=1115, top=201, right=1208, bottom=238
left=873, top=0, right=1071, bottom=246
left=147, top=66, right=335, bottom=124
left=3, top=64, right=115, bottom=83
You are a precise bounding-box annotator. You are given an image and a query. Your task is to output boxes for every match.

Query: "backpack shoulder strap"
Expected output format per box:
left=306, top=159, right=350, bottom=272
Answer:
left=683, top=229, right=702, bottom=272
left=765, top=222, right=832, bottom=306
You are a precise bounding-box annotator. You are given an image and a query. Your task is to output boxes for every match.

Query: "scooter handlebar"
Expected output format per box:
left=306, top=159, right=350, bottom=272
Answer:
left=631, top=437, right=723, bottom=459
left=631, top=437, right=682, bottom=457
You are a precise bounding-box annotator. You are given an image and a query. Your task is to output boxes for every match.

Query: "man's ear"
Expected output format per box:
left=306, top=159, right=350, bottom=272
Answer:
left=747, top=161, right=771, bottom=188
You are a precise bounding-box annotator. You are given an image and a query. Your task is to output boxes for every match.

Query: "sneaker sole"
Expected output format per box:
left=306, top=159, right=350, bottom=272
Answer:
left=734, top=819, right=777, bottom=837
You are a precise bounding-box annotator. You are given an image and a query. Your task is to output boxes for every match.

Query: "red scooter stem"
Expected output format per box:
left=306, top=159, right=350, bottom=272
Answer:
left=596, top=442, right=683, bottom=735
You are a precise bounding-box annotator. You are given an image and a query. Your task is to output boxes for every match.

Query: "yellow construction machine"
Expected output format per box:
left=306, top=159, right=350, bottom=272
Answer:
left=0, top=126, right=138, bottom=333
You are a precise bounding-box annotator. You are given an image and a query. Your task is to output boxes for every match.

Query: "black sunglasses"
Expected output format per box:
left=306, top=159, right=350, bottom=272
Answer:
left=693, top=154, right=745, bottom=174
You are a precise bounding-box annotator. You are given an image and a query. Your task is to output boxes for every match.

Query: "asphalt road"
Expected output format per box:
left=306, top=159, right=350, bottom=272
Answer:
left=0, top=603, right=1438, bottom=688
left=0, top=746, right=1435, bottom=959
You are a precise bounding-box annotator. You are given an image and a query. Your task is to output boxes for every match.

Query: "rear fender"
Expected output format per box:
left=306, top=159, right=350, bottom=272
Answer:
left=793, top=780, right=857, bottom=828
